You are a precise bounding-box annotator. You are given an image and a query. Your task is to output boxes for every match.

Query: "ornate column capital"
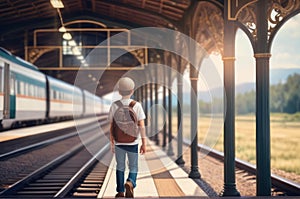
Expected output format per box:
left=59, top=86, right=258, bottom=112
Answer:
left=222, top=56, right=236, bottom=61
left=254, top=53, right=272, bottom=58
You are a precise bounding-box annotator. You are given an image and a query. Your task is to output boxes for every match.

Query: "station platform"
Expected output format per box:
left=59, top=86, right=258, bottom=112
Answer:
left=0, top=117, right=99, bottom=143
left=98, top=141, right=207, bottom=198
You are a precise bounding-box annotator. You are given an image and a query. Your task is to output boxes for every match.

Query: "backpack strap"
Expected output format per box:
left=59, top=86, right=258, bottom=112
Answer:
left=114, top=100, right=123, bottom=108
left=129, top=100, right=136, bottom=108
left=115, top=100, right=136, bottom=108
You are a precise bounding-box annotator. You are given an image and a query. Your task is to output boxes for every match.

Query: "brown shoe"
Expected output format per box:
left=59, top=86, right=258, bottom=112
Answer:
left=115, top=192, right=125, bottom=198
left=125, top=181, right=134, bottom=198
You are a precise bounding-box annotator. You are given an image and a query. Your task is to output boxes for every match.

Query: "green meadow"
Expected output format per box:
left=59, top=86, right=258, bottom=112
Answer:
left=165, top=113, right=300, bottom=176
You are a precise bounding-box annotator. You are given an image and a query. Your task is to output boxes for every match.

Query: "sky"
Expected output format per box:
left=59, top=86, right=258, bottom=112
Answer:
left=204, top=13, right=300, bottom=90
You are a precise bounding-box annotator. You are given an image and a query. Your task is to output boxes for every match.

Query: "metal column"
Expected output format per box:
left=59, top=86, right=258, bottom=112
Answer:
left=189, top=64, right=200, bottom=178
left=255, top=53, right=271, bottom=196
left=221, top=4, right=240, bottom=196
left=167, top=64, right=174, bottom=156
left=144, top=84, right=148, bottom=134
left=175, top=68, right=185, bottom=165
left=163, top=68, right=167, bottom=149
left=255, top=1, right=271, bottom=196
left=150, top=83, right=154, bottom=139
left=155, top=82, right=159, bottom=145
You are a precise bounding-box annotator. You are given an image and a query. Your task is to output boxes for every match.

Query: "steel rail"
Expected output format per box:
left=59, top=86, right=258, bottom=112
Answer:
left=0, top=118, right=108, bottom=160
left=0, top=131, right=107, bottom=196
left=54, top=143, right=110, bottom=197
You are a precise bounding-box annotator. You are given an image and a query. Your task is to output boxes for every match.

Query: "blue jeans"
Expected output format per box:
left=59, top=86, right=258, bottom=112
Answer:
left=115, top=144, right=138, bottom=193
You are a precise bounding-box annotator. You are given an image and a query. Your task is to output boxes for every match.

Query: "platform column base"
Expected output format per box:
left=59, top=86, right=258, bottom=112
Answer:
left=167, top=145, right=174, bottom=156
left=220, top=184, right=240, bottom=197
left=175, top=156, right=185, bottom=166
left=188, top=169, right=201, bottom=179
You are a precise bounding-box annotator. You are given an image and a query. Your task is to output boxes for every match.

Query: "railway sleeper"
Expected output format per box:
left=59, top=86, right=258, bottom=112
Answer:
left=72, top=192, right=98, bottom=197
left=76, top=187, right=99, bottom=192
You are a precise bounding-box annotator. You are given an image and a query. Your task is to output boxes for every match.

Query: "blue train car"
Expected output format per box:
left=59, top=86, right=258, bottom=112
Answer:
left=47, top=76, right=84, bottom=121
left=0, top=47, right=106, bottom=131
left=0, top=48, right=47, bottom=129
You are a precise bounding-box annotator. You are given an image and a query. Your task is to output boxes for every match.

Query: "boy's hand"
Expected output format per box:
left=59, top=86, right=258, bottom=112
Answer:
left=140, top=144, right=146, bottom=154
left=110, top=144, right=115, bottom=153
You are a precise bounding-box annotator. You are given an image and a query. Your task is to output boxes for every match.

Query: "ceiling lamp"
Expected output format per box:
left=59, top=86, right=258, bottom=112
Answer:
left=68, top=40, right=76, bottom=46
left=63, top=32, right=72, bottom=40
left=77, top=55, right=84, bottom=60
left=72, top=47, right=81, bottom=55
left=58, top=26, right=66, bottom=32
left=50, top=0, right=64, bottom=8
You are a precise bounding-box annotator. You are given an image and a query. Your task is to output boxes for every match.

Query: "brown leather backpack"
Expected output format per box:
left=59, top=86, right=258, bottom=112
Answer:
left=111, top=100, right=138, bottom=143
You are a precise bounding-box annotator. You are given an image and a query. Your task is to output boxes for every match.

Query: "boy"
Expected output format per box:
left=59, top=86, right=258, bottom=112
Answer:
left=109, top=77, right=146, bottom=198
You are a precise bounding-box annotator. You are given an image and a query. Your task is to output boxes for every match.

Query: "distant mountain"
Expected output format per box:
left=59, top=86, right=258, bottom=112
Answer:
left=197, top=83, right=255, bottom=102
left=235, top=82, right=255, bottom=94
left=178, top=68, right=300, bottom=103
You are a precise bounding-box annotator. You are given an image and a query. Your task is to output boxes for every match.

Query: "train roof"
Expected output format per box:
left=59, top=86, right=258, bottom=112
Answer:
left=0, top=47, right=39, bottom=71
left=47, top=75, right=82, bottom=92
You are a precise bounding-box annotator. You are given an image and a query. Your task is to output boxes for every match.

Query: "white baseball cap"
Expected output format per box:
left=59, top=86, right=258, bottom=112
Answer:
left=118, top=77, right=135, bottom=91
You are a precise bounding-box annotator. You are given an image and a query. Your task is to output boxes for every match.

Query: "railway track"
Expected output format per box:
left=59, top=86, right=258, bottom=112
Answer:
left=0, top=133, right=111, bottom=198
left=0, top=116, right=108, bottom=160
left=181, top=138, right=300, bottom=196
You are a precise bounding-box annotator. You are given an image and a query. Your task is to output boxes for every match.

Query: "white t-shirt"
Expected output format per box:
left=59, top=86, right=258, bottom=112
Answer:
left=108, top=99, right=146, bottom=145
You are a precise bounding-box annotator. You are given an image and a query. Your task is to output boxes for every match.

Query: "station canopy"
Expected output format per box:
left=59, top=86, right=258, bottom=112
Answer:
left=0, top=0, right=224, bottom=96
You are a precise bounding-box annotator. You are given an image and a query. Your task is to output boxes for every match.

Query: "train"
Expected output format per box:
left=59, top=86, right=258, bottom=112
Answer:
left=0, top=47, right=109, bottom=131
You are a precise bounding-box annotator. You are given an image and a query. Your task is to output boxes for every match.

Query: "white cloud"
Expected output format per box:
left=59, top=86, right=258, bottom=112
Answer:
left=271, top=14, right=300, bottom=69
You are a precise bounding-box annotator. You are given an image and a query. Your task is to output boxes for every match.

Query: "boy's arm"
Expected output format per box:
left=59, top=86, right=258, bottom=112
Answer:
left=138, top=120, right=146, bottom=154
left=110, top=122, right=115, bottom=153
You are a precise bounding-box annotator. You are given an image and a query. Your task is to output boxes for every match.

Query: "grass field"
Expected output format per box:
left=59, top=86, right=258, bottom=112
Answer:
left=162, top=113, right=300, bottom=176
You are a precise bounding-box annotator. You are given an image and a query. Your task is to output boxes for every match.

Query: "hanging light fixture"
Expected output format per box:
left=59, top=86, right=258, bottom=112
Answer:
left=63, top=32, right=72, bottom=40
left=77, top=55, right=84, bottom=60
left=72, top=47, right=81, bottom=55
left=58, top=26, right=66, bottom=32
left=68, top=40, right=76, bottom=46
left=55, top=3, right=71, bottom=41
left=50, top=0, right=64, bottom=8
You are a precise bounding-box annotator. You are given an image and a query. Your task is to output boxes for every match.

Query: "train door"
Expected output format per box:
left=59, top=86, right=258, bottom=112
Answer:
left=9, top=72, right=16, bottom=119
left=3, top=63, right=16, bottom=119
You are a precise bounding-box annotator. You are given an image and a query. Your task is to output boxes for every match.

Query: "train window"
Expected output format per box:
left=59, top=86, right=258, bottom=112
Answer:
left=37, top=87, right=40, bottom=98
left=24, top=83, right=27, bottom=96
left=53, top=90, right=56, bottom=100
left=33, top=86, right=37, bottom=97
left=19, top=81, right=24, bottom=95
left=36, top=86, right=39, bottom=98
left=37, top=87, right=42, bottom=98
left=28, top=84, right=32, bottom=96
left=41, top=87, right=45, bottom=98
left=15, top=79, right=18, bottom=95
left=16, top=80, right=20, bottom=95
left=10, top=75, right=15, bottom=95
left=33, top=85, right=36, bottom=97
